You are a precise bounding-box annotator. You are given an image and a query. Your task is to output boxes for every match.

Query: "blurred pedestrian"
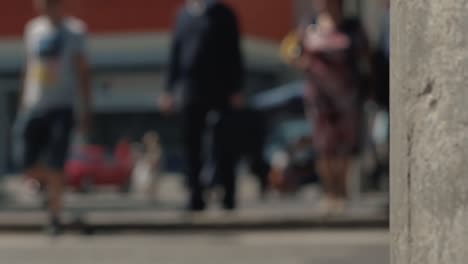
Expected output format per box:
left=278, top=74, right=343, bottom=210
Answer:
left=160, top=0, right=244, bottom=211
left=299, top=0, right=371, bottom=214
left=369, top=0, right=390, bottom=189
left=132, top=132, right=162, bottom=202
left=373, top=0, right=390, bottom=110
left=239, top=109, right=270, bottom=198
left=15, top=0, right=91, bottom=235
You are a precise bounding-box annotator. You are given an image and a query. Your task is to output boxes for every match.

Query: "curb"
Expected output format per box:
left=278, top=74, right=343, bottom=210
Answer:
left=0, top=211, right=388, bottom=233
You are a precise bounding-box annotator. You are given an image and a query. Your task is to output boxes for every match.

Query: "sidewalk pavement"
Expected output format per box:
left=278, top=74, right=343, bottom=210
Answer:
left=0, top=174, right=388, bottom=232
left=0, top=230, right=390, bottom=264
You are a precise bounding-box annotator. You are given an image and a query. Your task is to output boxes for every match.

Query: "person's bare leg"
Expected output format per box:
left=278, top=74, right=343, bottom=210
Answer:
left=329, top=155, right=350, bottom=214
left=45, top=169, right=64, bottom=223
left=317, top=158, right=330, bottom=196
left=335, top=156, right=350, bottom=199
left=148, top=170, right=158, bottom=203
left=25, top=164, right=46, bottom=184
left=317, top=158, right=334, bottom=213
left=329, top=156, right=341, bottom=200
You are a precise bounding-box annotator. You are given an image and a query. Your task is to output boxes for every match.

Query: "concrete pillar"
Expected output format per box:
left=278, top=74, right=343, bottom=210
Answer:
left=391, top=1, right=468, bottom=264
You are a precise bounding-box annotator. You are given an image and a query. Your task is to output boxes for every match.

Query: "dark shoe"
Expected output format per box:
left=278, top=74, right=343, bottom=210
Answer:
left=187, top=199, right=206, bottom=212
left=222, top=200, right=236, bottom=211
left=46, top=217, right=64, bottom=237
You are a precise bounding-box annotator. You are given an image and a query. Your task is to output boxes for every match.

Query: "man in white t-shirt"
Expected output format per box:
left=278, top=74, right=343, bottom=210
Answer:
left=17, top=0, right=91, bottom=235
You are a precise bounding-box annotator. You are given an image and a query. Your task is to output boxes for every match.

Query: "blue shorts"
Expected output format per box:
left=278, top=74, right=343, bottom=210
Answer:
left=14, top=108, right=74, bottom=171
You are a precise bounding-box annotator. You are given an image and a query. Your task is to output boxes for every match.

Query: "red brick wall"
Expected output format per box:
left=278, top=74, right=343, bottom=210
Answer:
left=0, top=0, right=293, bottom=41
left=225, top=0, right=294, bottom=41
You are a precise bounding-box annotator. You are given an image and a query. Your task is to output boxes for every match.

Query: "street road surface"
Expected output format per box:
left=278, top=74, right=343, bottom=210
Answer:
left=0, top=230, right=388, bottom=264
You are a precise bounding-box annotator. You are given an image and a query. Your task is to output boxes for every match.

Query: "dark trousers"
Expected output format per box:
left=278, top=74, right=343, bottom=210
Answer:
left=183, top=103, right=240, bottom=207
left=237, top=110, right=269, bottom=195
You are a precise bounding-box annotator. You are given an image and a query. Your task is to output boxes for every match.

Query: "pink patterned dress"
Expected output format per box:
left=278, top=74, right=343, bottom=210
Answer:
left=303, top=18, right=364, bottom=157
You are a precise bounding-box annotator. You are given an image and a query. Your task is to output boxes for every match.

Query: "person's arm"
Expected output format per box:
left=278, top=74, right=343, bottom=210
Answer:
left=167, top=12, right=185, bottom=93
left=227, top=8, right=244, bottom=96
left=167, top=31, right=181, bottom=93
left=159, top=12, right=184, bottom=114
left=73, top=26, right=92, bottom=133
left=302, top=28, right=350, bottom=90
left=18, top=63, right=28, bottom=112
left=354, top=21, right=373, bottom=101
left=20, top=24, right=32, bottom=112
left=222, top=6, right=244, bottom=108
left=77, top=53, right=92, bottom=133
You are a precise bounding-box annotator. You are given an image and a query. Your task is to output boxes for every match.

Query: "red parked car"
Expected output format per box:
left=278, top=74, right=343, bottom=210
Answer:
left=65, top=141, right=134, bottom=193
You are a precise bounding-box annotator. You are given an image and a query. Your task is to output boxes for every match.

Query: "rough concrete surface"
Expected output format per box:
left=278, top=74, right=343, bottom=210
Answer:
left=391, top=1, right=468, bottom=264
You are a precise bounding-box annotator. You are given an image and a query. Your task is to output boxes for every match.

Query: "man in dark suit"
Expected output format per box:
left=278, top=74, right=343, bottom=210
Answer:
left=160, top=0, right=244, bottom=211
